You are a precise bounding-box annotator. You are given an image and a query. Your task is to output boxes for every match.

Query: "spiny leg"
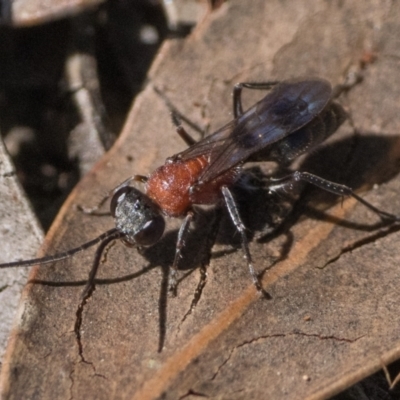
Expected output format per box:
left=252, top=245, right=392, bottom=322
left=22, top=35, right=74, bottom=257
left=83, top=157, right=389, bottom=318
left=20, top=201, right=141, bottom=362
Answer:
left=171, top=113, right=197, bottom=146
left=232, top=81, right=279, bottom=118
left=221, top=186, right=267, bottom=296
left=269, top=171, right=400, bottom=222
left=169, top=210, right=195, bottom=295
left=154, top=85, right=205, bottom=144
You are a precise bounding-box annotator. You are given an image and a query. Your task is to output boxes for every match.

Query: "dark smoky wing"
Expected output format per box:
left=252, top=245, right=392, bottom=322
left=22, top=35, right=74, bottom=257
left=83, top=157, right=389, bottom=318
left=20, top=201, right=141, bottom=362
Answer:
left=196, top=122, right=287, bottom=184
left=176, top=120, right=237, bottom=161
left=197, top=78, right=333, bottom=183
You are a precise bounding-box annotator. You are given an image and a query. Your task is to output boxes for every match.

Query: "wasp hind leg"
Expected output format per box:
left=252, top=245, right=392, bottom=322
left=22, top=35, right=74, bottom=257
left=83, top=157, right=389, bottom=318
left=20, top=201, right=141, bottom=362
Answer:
left=168, top=211, right=195, bottom=295
left=269, top=171, right=400, bottom=222
left=221, top=186, right=270, bottom=298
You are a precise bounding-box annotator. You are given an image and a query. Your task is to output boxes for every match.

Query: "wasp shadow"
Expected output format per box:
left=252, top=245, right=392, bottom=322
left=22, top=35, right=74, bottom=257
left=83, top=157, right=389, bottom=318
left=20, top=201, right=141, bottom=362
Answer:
left=235, top=133, right=400, bottom=254
left=136, top=132, right=400, bottom=286
left=31, top=132, right=400, bottom=351
left=297, top=133, right=400, bottom=226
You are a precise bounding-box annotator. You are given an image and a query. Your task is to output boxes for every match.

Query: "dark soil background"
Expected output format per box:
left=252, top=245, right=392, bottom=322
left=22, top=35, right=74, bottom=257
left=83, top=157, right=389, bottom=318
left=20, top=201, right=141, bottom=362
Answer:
left=0, top=0, right=173, bottom=229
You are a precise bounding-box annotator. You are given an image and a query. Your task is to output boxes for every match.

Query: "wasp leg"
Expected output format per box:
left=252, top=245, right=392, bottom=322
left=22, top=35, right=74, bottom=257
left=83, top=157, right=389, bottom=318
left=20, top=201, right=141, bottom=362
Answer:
left=169, top=210, right=195, bottom=295
left=222, top=186, right=269, bottom=297
left=171, top=112, right=197, bottom=146
left=232, top=81, right=279, bottom=118
left=269, top=171, right=400, bottom=222
left=154, top=85, right=204, bottom=144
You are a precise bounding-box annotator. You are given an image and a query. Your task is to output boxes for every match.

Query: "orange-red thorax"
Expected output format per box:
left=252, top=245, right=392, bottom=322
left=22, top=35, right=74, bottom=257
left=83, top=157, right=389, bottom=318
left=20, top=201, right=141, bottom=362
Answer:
left=145, top=155, right=239, bottom=217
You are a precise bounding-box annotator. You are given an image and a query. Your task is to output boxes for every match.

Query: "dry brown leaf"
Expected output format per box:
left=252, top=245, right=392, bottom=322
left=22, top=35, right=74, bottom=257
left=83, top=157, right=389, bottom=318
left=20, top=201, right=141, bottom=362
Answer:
left=2, top=1, right=400, bottom=399
left=0, top=139, right=44, bottom=361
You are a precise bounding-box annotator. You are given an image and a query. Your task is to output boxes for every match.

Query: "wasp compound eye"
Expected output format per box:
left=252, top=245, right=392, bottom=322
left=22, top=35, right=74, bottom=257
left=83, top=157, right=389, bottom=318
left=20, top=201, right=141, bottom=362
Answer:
left=113, top=186, right=165, bottom=246
left=133, top=215, right=165, bottom=246
left=110, top=186, right=132, bottom=217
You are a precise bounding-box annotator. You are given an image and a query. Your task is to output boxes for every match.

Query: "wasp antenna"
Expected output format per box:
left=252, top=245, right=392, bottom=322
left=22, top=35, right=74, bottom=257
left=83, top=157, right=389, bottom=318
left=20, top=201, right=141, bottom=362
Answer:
left=0, top=228, right=121, bottom=269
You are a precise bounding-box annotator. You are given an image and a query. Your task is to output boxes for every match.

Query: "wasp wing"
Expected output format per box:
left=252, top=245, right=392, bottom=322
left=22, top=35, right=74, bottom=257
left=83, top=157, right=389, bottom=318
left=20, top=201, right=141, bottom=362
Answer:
left=175, top=119, right=237, bottom=162
left=178, top=79, right=332, bottom=184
